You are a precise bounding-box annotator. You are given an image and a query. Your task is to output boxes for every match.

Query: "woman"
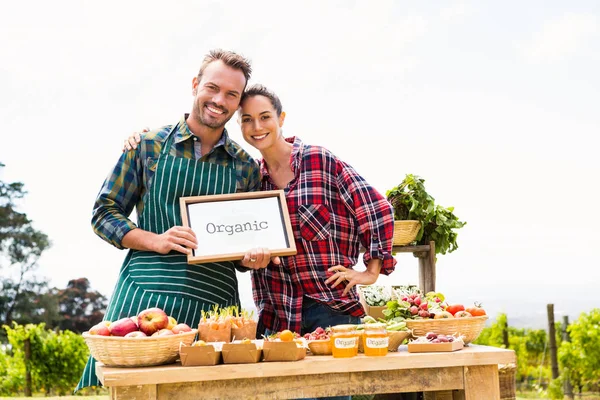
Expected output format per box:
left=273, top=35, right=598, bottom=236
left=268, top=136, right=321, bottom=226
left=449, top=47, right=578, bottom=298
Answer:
left=125, top=84, right=397, bottom=337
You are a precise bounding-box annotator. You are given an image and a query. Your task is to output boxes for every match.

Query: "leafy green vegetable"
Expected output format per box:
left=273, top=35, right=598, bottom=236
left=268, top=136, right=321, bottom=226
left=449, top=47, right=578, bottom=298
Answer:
left=386, top=174, right=466, bottom=255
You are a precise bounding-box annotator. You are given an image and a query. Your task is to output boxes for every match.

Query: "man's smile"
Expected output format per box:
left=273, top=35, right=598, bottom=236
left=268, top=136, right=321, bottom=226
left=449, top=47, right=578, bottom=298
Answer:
left=205, top=105, right=225, bottom=115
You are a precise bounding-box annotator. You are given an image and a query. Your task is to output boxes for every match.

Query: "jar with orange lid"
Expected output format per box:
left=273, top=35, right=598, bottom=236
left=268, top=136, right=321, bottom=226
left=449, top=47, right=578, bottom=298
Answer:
left=363, top=323, right=389, bottom=356
left=330, top=324, right=359, bottom=358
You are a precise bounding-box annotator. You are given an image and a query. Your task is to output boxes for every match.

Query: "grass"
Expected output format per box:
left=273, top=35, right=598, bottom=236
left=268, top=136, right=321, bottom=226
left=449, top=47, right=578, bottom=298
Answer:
left=2, top=392, right=599, bottom=400
left=0, top=397, right=108, bottom=400
left=516, top=392, right=600, bottom=400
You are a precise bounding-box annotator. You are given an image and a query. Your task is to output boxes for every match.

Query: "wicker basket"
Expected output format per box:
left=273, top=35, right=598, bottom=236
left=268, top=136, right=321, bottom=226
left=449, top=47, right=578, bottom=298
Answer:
left=499, top=363, right=517, bottom=400
left=307, top=339, right=332, bottom=355
left=388, top=330, right=411, bottom=352
left=393, top=220, right=421, bottom=246
left=82, top=329, right=198, bottom=367
left=405, top=316, right=488, bottom=344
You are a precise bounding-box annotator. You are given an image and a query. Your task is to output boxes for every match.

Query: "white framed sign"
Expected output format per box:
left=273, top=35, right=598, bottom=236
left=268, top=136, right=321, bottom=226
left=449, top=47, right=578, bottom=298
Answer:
left=179, top=190, right=297, bottom=264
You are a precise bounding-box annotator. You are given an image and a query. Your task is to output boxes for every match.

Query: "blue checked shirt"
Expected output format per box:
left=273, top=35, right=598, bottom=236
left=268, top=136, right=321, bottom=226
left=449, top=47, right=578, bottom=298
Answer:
left=92, top=115, right=261, bottom=249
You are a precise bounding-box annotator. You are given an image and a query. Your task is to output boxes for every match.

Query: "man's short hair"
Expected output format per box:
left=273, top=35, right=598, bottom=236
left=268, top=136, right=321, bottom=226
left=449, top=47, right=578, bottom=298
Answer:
left=241, top=84, right=283, bottom=116
left=198, top=49, right=252, bottom=86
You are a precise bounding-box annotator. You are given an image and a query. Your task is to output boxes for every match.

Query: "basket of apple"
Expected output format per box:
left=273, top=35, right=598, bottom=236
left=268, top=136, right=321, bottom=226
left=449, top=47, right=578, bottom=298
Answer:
left=385, top=288, right=488, bottom=344
left=82, top=307, right=197, bottom=367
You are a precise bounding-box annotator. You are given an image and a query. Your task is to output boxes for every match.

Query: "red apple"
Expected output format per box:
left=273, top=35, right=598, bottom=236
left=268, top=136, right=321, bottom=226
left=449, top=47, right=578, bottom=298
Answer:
left=130, top=316, right=139, bottom=327
left=109, top=317, right=139, bottom=337
left=152, top=329, right=174, bottom=337
left=89, top=322, right=110, bottom=336
left=137, top=307, right=169, bottom=336
left=171, top=323, right=192, bottom=334
left=125, top=331, right=147, bottom=338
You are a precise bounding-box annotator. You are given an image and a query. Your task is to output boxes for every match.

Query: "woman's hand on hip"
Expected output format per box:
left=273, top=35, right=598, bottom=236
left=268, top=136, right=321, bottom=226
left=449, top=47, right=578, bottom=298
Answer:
left=325, top=265, right=378, bottom=296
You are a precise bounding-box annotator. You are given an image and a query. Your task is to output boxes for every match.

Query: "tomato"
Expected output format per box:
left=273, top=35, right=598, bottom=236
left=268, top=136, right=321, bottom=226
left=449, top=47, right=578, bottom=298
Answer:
left=445, top=304, right=465, bottom=316
left=466, top=304, right=486, bottom=317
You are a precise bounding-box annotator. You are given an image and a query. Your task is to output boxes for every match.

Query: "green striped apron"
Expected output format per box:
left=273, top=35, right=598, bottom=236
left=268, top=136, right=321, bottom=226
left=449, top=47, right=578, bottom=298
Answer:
left=76, top=123, right=239, bottom=391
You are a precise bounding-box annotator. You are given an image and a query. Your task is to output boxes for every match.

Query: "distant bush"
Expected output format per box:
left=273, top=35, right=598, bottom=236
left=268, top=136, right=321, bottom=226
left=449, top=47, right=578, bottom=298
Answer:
left=2, top=322, right=89, bottom=396
left=0, top=337, right=26, bottom=395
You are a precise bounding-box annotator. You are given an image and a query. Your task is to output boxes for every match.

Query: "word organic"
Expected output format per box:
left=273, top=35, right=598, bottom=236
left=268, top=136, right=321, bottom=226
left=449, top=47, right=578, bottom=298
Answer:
left=205, top=220, right=269, bottom=236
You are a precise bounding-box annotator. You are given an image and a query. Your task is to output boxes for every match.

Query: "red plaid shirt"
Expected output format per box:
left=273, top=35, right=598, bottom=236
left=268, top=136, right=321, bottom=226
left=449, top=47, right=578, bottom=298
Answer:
left=251, top=137, right=396, bottom=333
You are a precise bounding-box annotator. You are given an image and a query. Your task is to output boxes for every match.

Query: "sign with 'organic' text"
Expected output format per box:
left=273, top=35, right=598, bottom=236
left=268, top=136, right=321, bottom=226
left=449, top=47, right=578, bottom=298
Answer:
left=180, top=190, right=297, bottom=264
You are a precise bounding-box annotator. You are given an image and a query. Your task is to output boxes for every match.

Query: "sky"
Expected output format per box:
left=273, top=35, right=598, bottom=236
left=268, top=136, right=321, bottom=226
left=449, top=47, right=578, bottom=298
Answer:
left=1, top=0, right=599, bottom=328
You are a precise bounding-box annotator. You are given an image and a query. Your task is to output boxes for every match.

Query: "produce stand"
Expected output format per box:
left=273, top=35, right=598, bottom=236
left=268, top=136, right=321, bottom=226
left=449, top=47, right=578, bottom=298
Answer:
left=393, top=240, right=436, bottom=293
left=95, top=344, right=515, bottom=399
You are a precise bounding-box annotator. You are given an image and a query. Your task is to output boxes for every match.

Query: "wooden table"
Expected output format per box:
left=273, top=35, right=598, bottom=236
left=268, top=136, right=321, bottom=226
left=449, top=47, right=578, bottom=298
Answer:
left=96, top=344, right=515, bottom=400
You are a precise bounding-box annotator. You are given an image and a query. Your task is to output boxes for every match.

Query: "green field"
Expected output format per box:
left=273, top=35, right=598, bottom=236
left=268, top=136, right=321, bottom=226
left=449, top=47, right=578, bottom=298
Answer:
left=2, top=392, right=598, bottom=400
left=0, top=393, right=567, bottom=400
left=0, top=397, right=108, bottom=400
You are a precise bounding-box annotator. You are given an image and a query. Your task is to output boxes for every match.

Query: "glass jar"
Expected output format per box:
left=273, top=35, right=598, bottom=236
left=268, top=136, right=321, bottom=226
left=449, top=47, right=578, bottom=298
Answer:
left=330, top=324, right=359, bottom=358
left=363, top=323, right=389, bottom=356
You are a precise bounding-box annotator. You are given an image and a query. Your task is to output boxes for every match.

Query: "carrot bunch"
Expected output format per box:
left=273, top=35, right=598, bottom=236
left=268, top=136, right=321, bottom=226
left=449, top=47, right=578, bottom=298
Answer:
left=200, top=305, right=232, bottom=331
left=228, top=306, right=255, bottom=330
left=199, top=305, right=258, bottom=342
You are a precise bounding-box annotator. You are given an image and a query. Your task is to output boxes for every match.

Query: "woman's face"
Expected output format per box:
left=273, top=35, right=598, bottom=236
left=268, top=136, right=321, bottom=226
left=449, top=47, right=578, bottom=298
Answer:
left=238, top=95, right=285, bottom=151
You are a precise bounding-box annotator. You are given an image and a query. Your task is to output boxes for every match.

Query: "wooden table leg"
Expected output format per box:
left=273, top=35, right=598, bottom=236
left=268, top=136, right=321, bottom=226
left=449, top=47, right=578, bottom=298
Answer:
left=460, top=365, right=500, bottom=400
left=424, top=391, right=455, bottom=400
left=111, top=384, right=157, bottom=400
left=417, top=241, right=436, bottom=293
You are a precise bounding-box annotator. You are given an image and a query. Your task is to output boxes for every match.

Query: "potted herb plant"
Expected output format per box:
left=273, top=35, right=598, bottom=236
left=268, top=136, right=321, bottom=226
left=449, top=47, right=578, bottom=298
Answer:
left=386, top=174, right=466, bottom=255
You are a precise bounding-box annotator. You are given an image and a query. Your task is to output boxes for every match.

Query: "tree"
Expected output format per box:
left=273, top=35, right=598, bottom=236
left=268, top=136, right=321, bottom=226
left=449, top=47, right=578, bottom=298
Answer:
left=0, top=162, right=51, bottom=328
left=559, top=309, right=600, bottom=395
left=474, top=313, right=551, bottom=389
left=0, top=278, right=57, bottom=326
left=57, top=278, right=107, bottom=333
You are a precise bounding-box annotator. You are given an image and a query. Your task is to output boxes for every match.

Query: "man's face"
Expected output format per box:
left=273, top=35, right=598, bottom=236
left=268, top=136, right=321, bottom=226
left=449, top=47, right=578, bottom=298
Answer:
left=191, top=60, right=246, bottom=130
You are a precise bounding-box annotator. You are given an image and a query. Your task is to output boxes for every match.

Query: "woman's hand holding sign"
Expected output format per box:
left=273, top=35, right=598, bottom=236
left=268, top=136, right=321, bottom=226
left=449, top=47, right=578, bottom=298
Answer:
left=240, top=248, right=281, bottom=269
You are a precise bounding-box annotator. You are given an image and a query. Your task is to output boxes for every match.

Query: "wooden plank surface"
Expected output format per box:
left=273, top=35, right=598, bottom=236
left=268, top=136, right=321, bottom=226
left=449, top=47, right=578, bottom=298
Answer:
left=392, top=244, right=431, bottom=253
left=156, top=367, right=464, bottom=399
left=96, top=345, right=515, bottom=387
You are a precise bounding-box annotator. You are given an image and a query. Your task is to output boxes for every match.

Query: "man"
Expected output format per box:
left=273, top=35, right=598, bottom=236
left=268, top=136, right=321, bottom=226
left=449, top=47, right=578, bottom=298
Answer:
left=76, top=49, right=272, bottom=391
